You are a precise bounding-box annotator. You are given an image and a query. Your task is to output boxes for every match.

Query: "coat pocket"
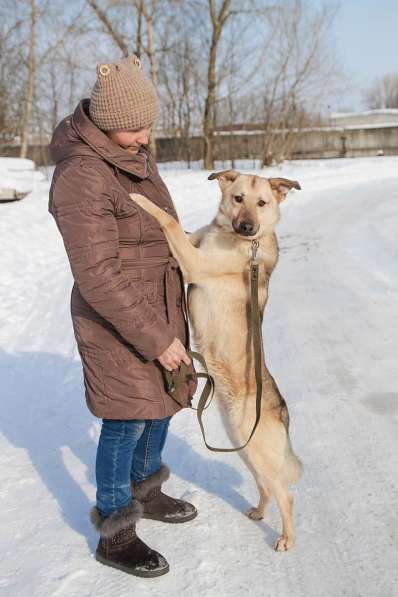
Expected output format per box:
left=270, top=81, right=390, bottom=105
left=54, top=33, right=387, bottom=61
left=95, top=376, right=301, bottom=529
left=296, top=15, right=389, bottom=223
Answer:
left=77, top=345, right=109, bottom=404
left=102, top=349, right=164, bottom=401
left=144, top=280, right=156, bottom=304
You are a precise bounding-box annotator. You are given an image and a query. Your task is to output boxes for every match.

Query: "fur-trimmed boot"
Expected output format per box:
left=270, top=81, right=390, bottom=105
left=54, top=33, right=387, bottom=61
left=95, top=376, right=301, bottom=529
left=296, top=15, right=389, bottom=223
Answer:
left=90, top=501, right=169, bottom=577
left=131, top=464, right=198, bottom=523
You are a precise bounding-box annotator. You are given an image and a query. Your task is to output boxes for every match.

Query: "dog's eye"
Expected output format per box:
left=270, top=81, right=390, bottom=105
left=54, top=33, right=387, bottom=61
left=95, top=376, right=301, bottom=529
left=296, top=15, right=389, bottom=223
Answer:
left=233, top=195, right=243, bottom=203
left=258, top=199, right=267, bottom=207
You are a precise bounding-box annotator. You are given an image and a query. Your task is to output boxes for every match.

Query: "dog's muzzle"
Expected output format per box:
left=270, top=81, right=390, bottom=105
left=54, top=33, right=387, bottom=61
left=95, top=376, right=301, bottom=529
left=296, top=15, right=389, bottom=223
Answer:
left=233, top=220, right=258, bottom=237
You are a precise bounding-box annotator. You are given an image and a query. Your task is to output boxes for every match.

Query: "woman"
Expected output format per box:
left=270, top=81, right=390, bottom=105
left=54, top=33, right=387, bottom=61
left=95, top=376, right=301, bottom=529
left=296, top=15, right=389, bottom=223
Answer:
left=48, top=55, right=198, bottom=578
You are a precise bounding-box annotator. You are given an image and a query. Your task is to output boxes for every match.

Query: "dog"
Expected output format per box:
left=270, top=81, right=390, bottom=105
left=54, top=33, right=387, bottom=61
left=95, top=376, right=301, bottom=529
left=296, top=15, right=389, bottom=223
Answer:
left=129, top=169, right=303, bottom=551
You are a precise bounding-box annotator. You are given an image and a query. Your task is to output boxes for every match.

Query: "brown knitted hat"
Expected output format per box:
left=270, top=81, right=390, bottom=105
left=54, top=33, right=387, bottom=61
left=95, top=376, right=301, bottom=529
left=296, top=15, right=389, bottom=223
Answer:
left=89, top=55, right=160, bottom=131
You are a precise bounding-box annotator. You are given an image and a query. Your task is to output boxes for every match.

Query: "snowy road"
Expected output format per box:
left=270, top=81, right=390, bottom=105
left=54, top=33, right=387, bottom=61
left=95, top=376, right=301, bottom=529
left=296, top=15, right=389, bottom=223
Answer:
left=0, top=157, right=397, bottom=596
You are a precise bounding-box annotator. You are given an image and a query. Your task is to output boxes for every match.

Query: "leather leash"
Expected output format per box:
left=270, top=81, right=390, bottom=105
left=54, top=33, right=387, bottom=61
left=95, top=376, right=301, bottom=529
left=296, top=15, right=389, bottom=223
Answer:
left=164, top=239, right=263, bottom=452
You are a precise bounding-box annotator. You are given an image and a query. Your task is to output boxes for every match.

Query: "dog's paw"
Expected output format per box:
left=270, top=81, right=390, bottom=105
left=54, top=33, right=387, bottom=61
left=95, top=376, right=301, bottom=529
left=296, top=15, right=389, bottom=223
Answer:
left=245, top=506, right=264, bottom=520
left=129, top=192, right=147, bottom=207
left=274, top=535, right=294, bottom=552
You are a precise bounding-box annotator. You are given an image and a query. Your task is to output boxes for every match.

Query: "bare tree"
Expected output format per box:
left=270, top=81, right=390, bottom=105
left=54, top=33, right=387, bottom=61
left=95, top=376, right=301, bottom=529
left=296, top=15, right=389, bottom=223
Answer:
left=137, top=1, right=158, bottom=88
left=31, top=2, right=94, bottom=144
left=86, top=0, right=130, bottom=56
left=157, top=11, right=203, bottom=165
left=20, top=0, right=37, bottom=158
left=135, top=0, right=144, bottom=56
left=202, top=0, right=232, bottom=169
left=190, top=0, right=272, bottom=169
left=133, top=0, right=160, bottom=157
left=249, top=0, right=340, bottom=165
left=1, top=0, right=91, bottom=159
left=0, top=4, right=25, bottom=142
left=365, top=73, right=398, bottom=109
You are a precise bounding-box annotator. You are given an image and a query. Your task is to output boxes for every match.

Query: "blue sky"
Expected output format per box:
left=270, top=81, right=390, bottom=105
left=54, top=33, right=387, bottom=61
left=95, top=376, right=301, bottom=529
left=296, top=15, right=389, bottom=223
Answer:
left=322, top=0, right=398, bottom=110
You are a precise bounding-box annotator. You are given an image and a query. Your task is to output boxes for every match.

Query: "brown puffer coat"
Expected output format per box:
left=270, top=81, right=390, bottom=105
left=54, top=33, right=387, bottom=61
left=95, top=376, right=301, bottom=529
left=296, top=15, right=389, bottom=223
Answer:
left=48, top=99, right=197, bottom=419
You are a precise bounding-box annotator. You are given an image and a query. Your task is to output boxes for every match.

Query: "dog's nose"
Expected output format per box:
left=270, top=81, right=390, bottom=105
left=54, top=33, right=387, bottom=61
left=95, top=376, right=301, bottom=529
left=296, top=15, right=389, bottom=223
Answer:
left=239, top=221, right=254, bottom=235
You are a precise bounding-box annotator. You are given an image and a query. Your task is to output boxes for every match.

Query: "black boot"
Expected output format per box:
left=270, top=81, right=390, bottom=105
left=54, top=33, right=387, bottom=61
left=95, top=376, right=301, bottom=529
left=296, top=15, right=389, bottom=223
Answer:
left=131, top=463, right=198, bottom=523
left=90, top=501, right=169, bottom=577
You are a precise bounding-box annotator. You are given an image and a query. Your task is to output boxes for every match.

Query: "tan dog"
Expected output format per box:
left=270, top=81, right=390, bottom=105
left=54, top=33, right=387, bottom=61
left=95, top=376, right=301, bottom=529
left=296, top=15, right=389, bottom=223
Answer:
left=130, top=170, right=303, bottom=551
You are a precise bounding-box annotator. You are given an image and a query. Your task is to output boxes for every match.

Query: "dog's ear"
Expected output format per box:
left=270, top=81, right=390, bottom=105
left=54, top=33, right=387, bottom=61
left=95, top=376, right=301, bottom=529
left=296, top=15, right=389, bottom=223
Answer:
left=269, top=178, right=301, bottom=203
left=208, top=170, right=239, bottom=190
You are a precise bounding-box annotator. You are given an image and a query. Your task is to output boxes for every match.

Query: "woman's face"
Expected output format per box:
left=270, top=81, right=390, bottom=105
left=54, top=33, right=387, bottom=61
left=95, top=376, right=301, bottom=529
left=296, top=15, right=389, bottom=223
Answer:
left=107, top=125, right=152, bottom=154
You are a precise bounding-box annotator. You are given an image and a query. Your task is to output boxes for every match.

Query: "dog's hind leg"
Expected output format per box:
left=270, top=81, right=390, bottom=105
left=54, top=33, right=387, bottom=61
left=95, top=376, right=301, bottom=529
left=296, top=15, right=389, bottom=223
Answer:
left=270, top=480, right=295, bottom=551
left=246, top=479, right=270, bottom=520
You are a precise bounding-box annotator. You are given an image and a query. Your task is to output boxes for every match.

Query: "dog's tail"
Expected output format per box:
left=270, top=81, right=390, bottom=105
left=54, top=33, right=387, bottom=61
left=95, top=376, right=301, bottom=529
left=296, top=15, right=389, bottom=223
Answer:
left=281, top=440, right=303, bottom=485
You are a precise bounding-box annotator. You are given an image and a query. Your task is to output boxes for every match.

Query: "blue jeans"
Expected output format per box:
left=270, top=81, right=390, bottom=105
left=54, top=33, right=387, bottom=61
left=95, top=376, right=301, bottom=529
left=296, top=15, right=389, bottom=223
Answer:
left=96, top=416, right=172, bottom=517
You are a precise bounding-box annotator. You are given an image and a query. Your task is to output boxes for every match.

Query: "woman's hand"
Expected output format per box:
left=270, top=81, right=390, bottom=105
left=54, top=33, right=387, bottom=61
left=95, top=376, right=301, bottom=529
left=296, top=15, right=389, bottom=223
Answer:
left=157, top=337, right=191, bottom=371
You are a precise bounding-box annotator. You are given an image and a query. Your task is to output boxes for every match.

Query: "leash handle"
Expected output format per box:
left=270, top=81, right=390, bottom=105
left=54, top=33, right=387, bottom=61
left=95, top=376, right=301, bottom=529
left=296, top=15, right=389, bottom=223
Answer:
left=163, top=349, right=215, bottom=413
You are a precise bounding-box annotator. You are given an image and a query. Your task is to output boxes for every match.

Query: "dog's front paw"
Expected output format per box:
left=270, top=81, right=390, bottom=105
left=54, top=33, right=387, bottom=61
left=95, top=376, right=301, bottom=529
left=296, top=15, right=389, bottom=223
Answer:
left=129, top=192, right=147, bottom=207
left=245, top=506, right=264, bottom=520
left=274, top=535, right=294, bottom=551
left=129, top=193, right=165, bottom=222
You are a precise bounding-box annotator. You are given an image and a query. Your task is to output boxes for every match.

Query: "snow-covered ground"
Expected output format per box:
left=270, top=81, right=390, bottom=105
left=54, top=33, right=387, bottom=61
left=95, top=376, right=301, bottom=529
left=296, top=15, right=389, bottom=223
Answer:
left=0, top=156, right=397, bottom=596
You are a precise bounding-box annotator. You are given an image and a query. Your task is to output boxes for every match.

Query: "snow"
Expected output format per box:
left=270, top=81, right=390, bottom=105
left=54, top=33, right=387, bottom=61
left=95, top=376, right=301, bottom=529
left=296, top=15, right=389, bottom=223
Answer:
left=1, top=156, right=397, bottom=596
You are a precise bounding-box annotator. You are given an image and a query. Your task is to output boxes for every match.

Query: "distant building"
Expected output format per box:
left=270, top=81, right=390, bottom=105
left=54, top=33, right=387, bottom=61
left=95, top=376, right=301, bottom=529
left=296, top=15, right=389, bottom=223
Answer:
left=330, top=109, right=398, bottom=128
